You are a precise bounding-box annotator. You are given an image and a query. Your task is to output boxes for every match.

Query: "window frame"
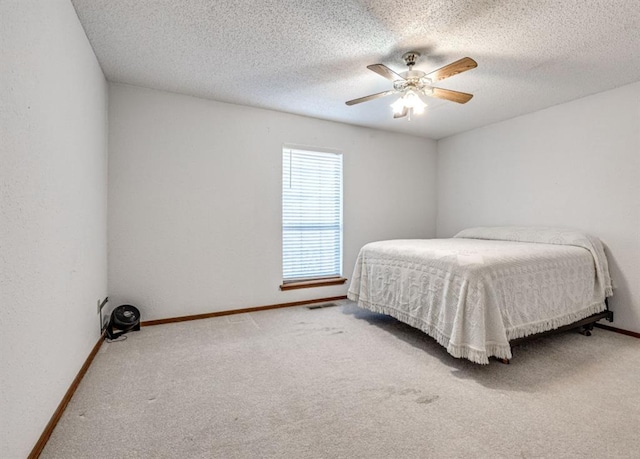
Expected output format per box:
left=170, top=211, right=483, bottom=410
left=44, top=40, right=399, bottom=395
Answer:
left=280, top=144, right=346, bottom=290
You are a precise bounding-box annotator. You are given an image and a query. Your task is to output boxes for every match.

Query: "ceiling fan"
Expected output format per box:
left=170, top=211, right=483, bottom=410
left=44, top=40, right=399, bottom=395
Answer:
left=346, top=52, right=477, bottom=119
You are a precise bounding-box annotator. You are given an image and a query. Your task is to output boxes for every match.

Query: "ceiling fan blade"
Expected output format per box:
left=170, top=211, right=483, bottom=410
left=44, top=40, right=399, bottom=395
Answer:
left=393, top=106, right=408, bottom=119
left=367, top=64, right=405, bottom=81
left=429, top=87, right=474, bottom=104
left=424, top=57, right=477, bottom=82
left=345, top=90, right=397, bottom=106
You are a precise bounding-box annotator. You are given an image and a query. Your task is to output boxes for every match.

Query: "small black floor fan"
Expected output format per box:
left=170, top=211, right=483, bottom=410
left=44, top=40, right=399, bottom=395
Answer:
left=106, top=304, right=141, bottom=339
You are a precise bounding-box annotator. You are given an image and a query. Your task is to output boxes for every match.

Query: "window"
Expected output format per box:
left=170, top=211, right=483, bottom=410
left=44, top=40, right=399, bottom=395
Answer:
left=281, top=146, right=345, bottom=289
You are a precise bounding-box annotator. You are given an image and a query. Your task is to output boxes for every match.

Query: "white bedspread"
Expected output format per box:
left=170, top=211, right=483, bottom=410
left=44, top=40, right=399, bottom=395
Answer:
left=347, top=227, right=612, bottom=364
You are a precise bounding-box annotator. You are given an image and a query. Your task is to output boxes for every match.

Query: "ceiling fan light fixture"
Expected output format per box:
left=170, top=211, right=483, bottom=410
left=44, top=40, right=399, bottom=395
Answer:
left=391, top=96, right=406, bottom=114
left=405, top=90, right=427, bottom=113
left=391, top=90, right=427, bottom=116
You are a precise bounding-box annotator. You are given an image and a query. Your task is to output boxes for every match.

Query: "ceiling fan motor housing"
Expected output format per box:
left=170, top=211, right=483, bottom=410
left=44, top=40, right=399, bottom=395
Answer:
left=398, top=53, right=430, bottom=87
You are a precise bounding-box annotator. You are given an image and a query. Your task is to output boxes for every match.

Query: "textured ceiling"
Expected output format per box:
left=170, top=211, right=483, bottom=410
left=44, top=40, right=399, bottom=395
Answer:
left=71, top=0, right=640, bottom=140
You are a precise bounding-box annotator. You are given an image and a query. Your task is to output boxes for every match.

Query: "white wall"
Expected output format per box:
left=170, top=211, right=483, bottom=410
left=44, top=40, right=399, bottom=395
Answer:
left=437, top=81, right=640, bottom=333
left=0, top=1, right=108, bottom=457
left=108, top=83, right=437, bottom=321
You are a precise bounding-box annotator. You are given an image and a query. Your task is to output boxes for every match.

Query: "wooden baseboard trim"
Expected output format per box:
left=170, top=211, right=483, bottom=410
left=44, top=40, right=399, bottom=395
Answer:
left=27, top=296, right=348, bottom=455
left=141, top=295, right=349, bottom=327
left=594, top=323, right=640, bottom=339
left=28, top=332, right=105, bottom=459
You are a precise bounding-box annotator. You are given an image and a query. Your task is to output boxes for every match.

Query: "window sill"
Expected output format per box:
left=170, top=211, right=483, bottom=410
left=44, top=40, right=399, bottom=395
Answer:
left=280, top=277, right=347, bottom=291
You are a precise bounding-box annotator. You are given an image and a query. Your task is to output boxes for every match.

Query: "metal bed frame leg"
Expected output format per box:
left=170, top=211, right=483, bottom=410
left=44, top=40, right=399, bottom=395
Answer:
left=579, top=298, right=614, bottom=336
left=580, top=323, right=594, bottom=336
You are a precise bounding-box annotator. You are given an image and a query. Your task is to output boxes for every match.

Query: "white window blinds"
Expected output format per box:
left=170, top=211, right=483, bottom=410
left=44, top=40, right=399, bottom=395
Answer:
left=282, top=147, right=343, bottom=282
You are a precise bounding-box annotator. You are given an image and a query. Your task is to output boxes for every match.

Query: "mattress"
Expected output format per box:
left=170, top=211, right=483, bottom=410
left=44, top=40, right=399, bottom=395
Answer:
left=347, top=227, right=612, bottom=364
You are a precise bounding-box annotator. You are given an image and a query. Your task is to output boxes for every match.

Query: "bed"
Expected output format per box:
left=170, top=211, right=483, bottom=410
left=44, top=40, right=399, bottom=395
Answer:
left=347, top=227, right=613, bottom=364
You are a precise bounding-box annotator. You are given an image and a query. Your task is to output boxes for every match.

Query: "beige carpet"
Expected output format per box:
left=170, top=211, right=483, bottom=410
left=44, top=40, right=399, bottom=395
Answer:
left=42, top=300, right=640, bottom=458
